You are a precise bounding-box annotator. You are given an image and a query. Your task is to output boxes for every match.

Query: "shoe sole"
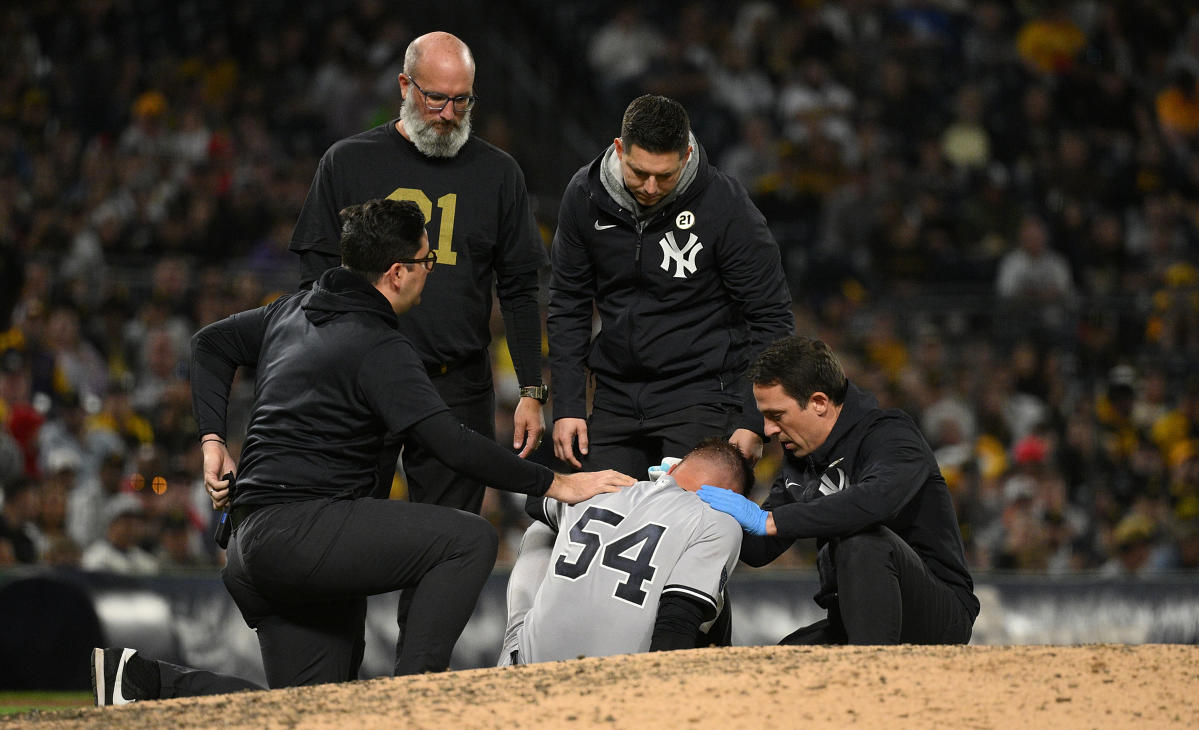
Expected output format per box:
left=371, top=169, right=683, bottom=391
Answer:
left=91, top=648, right=106, bottom=706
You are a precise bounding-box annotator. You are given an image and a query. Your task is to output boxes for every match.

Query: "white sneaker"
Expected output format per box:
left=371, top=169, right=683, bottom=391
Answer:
left=91, top=647, right=141, bottom=706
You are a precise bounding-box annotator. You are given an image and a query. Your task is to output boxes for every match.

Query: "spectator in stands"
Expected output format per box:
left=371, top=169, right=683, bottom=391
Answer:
left=67, top=449, right=128, bottom=550
left=80, top=492, right=159, bottom=575
left=1099, top=512, right=1163, bottom=578
left=1015, top=7, right=1087, bottom=76
left=588, top=4, right=663, bottom=112
left=34, top=452, right=76, bottom=556
left=155, top=508, right=207, bottom=571
left=1156, top=68, right=1199, bottom=141
left=0, top=478, right=40, bottom=564
left=994, top=212, right=1076, bottom=336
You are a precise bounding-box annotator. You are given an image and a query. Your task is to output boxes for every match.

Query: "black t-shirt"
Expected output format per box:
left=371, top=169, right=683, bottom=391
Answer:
left=290, top=122, right=548, bottom=367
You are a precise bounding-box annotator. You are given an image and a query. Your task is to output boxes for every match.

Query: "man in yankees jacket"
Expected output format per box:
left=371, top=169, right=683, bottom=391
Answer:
left=699, top=335, right=979, bottom=644
left=548, top=94, right=794, bottom=480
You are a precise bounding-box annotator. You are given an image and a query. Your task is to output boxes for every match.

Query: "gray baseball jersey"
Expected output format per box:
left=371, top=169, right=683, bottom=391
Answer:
left=515, top=476, right=742, bottom=663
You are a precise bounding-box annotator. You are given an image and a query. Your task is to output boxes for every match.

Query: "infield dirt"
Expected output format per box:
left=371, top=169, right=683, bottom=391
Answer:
left=6, top=644, right=1197, bottom=729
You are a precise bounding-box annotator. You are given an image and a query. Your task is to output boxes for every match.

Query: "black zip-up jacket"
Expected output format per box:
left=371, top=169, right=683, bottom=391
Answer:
left=547, top=143, right=793, bottom=433
left=190, top=267, right=553, bottom=507
left=742, top=383, right=979, bottom=619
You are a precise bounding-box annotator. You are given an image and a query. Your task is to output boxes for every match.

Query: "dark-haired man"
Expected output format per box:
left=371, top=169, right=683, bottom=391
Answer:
left=499, top=438, right=750, bottom=665
left=698, top=335, right=979, bottom=645
left=548, top=94, right=793, bottom=479
left=159, top=199, right=631, bottom=692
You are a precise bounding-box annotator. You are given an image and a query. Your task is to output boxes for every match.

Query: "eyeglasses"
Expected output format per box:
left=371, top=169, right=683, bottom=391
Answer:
left=397, top=250, right=437, bottom=271
left=408, top=78, right=478, bottom=113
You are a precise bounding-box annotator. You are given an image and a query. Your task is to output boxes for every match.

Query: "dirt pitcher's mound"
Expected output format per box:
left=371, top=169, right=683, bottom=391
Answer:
left=10, top=644, right=1199, bottom=729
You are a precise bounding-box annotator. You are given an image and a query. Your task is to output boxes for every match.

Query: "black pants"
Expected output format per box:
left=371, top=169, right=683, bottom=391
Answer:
left=391, top=355, right=496, bottom=672
left=581, top=403, right=742, bottom=479
left=779, top=526, right=974, bottom=645
left=222, top=497, right=497, bottom=687
left=155, top=660, right=262, bottom=698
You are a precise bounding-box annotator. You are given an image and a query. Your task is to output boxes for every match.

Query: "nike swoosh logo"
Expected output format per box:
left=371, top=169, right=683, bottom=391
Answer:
left=594, top=220, right=618, bottom=230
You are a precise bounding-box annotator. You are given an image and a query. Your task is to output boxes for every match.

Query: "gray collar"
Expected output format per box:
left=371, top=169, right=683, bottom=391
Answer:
left=600, top=132, right=699, bottom=221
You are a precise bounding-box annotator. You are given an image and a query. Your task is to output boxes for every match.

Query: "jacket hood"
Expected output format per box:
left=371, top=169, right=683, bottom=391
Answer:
left=303, top=266, right=399, bottom=328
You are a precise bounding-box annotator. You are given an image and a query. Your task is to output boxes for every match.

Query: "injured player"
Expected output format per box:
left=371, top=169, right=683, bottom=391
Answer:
left=498, top=438, right=751, bottom=665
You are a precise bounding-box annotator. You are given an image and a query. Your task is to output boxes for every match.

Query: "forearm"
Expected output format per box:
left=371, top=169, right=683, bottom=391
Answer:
left=410, top=411, right=553, bottom=496
left=738, top=529, right=794, bottom=567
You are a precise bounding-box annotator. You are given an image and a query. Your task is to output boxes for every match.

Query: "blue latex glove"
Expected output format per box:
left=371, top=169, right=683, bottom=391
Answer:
left=697, top=485, right=769, bottom=535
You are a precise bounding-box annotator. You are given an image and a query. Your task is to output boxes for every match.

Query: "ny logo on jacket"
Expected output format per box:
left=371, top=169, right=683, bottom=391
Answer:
left=786, top=456, right=847, bottom=503
left=658, top=231, right=704, bottom=278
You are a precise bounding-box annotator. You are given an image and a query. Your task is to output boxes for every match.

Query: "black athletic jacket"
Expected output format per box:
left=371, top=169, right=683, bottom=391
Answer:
left=742, top=383, right=979, bottom=618
left=547, top=144, right=793, bottom=433
left=190, top=267, right=553, bottom=507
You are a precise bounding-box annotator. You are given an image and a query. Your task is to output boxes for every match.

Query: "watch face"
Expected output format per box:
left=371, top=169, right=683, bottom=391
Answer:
left=522, top=386, right=548, bottom=402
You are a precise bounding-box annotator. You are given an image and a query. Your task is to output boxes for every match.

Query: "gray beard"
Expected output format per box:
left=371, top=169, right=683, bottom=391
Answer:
left=400, top=93, right=471, bottom=158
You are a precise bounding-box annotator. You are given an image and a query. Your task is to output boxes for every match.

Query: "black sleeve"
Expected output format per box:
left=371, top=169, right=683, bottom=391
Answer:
left=697, top=590, right=733, bottom=648
left=298, top=249, right=341, bottom=291
left=189, top=306, right=271, bottom=438
left=545, top=187, right=594, bottom=420
left=525, top=493, right=549, bottom=524
left=408, top=410, right=554, bottom=496
left=650, top=593, right=710, bottom=652
left=495, top=268, right=544, bottom=388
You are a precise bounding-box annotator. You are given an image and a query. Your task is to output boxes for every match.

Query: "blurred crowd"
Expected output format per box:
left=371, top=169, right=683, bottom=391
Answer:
left=1, top=1, right=1198, bottom=577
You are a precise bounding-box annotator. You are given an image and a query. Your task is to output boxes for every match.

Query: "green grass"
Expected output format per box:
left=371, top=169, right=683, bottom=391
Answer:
left=0, top=691, right=92, bottom=716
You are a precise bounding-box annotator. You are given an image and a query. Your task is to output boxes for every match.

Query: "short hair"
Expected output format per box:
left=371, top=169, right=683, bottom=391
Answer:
left=749, top=336, right=849, bottom=407
left=339, top=199, right=426, bottom=280
left=620, top=95, right=690, bottom=156
left=682, top=437, right=753, bottom=495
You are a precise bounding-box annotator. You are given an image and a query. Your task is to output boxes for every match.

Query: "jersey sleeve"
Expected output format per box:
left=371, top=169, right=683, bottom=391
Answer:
left=289, top=151, right=343, bottom=257
left=661, top=512, right=742, bottom=619
left=525, top=493, right=566, bottom=532
left=493, top=158, right=549, bottom=276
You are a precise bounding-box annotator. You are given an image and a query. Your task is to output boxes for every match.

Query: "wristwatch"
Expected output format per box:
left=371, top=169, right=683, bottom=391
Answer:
left=519, top=385, right=549, bottom=403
